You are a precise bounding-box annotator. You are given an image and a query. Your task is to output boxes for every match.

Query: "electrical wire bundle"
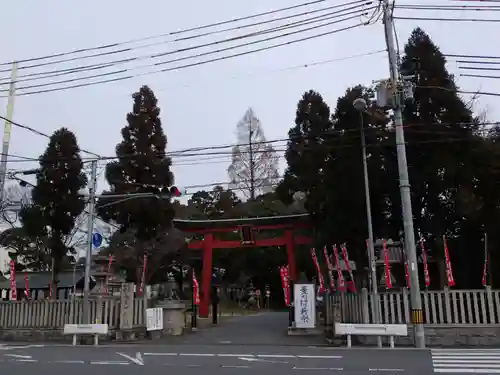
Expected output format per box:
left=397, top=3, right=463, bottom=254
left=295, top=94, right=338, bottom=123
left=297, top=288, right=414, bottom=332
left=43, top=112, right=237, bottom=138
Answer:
left=449, top=53, right=500, bottom=80
left=394, top=1, right=500, bottom=22
left=0, top=0, right=380, bottom=98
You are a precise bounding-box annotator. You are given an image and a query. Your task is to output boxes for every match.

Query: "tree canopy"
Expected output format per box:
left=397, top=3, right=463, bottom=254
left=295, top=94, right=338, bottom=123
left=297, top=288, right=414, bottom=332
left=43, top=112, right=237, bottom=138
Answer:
left=278, top=27, right=500, bottom=288
left=228, top=108, right=280, bottom=200
left=18, top=128, right=87, bottom=289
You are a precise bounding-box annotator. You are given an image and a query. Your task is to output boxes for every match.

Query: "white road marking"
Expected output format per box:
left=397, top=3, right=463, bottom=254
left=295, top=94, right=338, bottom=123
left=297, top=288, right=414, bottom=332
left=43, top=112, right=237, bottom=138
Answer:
left=116, top=352, right=144, bottom=365
left=434, top=356, right=500, bottom=360
left=52, top=360, right=85, bottom=364
left=297, top=355, right=342, bottom=359
left=435, top=370, right=500, bottom=373
left=0, top=344, right=44, bottom=350
left=91, top=361, right=129, bottom=365
left=221, top=365, right=251, bottom=368
left=369, top=369, right=404, bottom=372
left=5, top=354, right=32, bottom=359
left=13, top=359, right=38, bottom=362
left=432, top=349, right=500, bottom=373
left=123, top=352, right=344, bottom=359
left=434, top=360, right=500, bottom=364
left=292, top=367, right=343, bottom=371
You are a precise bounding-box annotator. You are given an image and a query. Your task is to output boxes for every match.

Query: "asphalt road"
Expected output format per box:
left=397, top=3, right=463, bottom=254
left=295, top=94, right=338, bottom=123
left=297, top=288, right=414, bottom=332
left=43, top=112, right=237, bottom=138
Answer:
left=2, top=312, right=500, bottom=373
left=0, top=343, right=434, bottom=374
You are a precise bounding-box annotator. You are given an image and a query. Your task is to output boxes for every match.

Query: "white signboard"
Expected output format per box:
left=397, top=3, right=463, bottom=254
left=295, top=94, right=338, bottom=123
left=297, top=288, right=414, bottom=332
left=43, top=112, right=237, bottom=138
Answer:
left=146, top=308, right=163, bottom=331
left=294, top=283, right=316, bottom=329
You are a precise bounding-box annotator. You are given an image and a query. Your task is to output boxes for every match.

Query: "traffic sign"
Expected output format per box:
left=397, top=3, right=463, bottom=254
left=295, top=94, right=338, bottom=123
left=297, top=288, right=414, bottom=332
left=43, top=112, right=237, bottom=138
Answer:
left=92, top=232, right=103, bottom=248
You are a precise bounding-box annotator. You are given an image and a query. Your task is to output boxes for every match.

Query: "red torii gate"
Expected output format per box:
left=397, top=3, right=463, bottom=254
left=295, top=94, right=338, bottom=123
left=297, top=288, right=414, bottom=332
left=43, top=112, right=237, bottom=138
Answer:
left=173, top=214, right=312, bottom=317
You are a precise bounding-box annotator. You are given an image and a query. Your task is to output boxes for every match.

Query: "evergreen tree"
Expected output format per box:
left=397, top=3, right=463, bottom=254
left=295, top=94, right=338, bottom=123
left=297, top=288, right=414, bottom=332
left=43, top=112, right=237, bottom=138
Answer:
left=96, top=86, right=175, bottom=281
left=19, top=128, right=87, bottom=293
left=322, top=86, right=391, bottom=265
left=277, top=90, right=333, bottom=223
left=397, top=28, right=481, bottom=287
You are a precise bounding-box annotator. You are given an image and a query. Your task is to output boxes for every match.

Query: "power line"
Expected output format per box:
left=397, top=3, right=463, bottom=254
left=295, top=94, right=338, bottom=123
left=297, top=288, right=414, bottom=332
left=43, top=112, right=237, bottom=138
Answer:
left=0, top=114, right=101, bottom=158
left=1, top=19, right=369, bottom=97
left=397, top=4, right=500, bottom=10
left=0, top=0, right=366, bottom=70
left=394, top=15, right=500, bottom=21
left=1, top=0, right=371, bottom=79
left=461, top=73, right=500, bottom=79
left=2, top=120, right=499, bottom=166
left=446, top=53, right=500, bottom=59
left=0, top=5, right=372, bottom=92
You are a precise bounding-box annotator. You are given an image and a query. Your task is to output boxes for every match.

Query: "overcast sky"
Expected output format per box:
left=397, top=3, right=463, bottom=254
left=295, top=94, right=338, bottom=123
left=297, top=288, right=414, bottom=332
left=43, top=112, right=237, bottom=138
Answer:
left=1, top=0, right=498, bottom=197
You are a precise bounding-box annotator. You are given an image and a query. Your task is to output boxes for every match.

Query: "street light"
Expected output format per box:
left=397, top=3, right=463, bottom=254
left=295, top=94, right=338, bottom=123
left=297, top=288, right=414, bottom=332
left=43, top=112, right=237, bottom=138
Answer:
left=353, top=98, right=382, bottom=348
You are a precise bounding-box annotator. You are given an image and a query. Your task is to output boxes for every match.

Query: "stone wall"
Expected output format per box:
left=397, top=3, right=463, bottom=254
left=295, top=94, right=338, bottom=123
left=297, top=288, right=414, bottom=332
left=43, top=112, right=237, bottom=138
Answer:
left=332, top=325, right=500, bottom=347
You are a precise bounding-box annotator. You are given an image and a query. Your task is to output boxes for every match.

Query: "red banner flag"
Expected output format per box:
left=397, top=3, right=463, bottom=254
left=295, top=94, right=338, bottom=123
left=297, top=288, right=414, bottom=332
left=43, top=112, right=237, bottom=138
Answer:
left=383, top=240, right=393, bottom=289
left=279, top=266, right=291, bottom=306
left=322, top=246, right=335, bottom=292
left=104, top=255, right=113, bottom=296
left=443, top=236, right=455, bottom=287
left=333, top=245, right=346, bottom=292
left=405, top=262, right=411, bottom=288
left=310, top=248, right=325, bottom=294
left=420, top=237, right=431, bottom=288
left=24, top=270, right=30, bottom=300
left=9, top=260, right=17, bottom=301
left=341, top=244, right=357, bottom=292
left=138, top=253, right=148, bottom=296
left=192, top=270, right=200, bottom=305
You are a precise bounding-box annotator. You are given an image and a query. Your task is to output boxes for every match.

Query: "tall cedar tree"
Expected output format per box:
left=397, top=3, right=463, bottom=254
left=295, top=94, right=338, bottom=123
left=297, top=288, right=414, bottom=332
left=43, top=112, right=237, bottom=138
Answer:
left=278, top=90, right=332, bottom=224
left=396, top=28, right=481, bottom=287
left=19, top=128, right=87, bottom=293
left=97, top=86, right=174, bottom=280
left=322, top=86, right=391, bottom=268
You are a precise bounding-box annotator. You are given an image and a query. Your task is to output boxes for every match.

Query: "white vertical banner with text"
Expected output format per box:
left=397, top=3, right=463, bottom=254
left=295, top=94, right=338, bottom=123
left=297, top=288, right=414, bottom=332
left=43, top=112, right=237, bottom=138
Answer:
left=293, top=283, right=316, bottom=329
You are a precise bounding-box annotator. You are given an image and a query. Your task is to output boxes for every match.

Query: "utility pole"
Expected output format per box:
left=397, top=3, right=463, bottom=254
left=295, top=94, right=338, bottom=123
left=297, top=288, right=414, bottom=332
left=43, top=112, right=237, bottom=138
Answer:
left=382, top=0, right=425, bottom=347
left=248, top=117, right=255, bottom=200
left=353, top=98, right=382, bottom=348
left=0, top=62, right=18, bottom=203
left=83, top=160, right=98, bottom=324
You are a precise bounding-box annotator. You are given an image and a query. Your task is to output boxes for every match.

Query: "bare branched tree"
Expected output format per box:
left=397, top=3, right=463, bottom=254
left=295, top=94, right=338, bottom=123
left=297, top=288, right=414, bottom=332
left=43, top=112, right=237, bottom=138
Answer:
left=227, top=108, right=280, bottom=200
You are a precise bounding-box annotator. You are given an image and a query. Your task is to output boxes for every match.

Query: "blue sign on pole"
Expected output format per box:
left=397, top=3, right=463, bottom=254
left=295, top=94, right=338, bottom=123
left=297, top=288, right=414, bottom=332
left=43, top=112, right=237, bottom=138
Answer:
left=92, top=232, right=103, bottom=248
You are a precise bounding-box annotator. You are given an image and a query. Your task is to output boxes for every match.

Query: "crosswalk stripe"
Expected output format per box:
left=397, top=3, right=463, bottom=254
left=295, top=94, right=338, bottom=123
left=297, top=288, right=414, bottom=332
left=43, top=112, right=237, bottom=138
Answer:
left=432, top=349, right=500, bottom=373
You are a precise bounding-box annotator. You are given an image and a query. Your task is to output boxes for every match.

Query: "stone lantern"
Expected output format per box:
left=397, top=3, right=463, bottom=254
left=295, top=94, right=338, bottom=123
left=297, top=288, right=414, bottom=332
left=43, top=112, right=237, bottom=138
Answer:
left=90, top=254, right=114, bottom=296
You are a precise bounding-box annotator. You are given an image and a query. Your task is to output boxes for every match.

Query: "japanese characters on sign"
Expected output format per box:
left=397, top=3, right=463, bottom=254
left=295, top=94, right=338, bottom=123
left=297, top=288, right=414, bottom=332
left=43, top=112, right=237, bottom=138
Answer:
left=293, top=283, right=316, bottom=329
left=146, top=307, right=163, bottom=331
left=279, top=266, right=291, bottom=306
left=120, top=282, right=134, bottom=330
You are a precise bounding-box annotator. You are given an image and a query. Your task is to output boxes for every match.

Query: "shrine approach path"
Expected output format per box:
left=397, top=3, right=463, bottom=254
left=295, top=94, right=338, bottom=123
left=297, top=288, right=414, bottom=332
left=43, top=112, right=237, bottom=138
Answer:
left=181, top=311, right=326, bottom=346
